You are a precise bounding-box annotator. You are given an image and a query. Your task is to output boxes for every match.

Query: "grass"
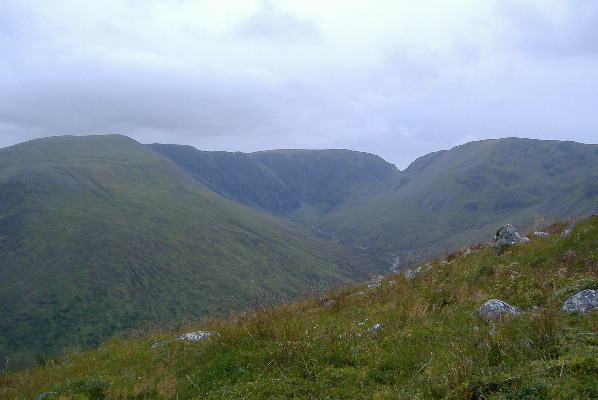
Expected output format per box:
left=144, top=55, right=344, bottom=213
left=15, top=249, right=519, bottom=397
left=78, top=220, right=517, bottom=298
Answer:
left=2, top=216, right=597, bottom=399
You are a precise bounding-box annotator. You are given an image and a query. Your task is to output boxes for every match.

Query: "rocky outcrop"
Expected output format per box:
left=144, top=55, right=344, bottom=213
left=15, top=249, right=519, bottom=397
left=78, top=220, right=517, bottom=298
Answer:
left=477, top=299, right=522, bottom=321
left=562, top=290, right=598, bottom=313
left=493, top=224, right=529, bottom=255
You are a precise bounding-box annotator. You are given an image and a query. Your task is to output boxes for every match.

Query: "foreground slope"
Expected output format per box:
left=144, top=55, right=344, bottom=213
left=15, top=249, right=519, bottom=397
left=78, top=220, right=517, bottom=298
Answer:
left=0, top=135, right=391, bottom=368
left=321, top=138, right=598, bottom=264
left=3, top=216, right=597, bottom=399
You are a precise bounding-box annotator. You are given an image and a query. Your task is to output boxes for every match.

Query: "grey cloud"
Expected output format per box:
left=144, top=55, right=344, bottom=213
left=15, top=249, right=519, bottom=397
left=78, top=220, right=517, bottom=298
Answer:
left=235, top=0, right=320, bottom=42
left=0, top=51, right=373, bottom=153
left=1, top=1, right=597, bottom=170
left=498, top=0, right=598, bottom=58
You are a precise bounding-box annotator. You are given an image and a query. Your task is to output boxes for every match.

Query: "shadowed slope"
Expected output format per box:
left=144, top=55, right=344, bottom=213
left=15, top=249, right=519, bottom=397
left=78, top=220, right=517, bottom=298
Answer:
left=148, top=144, right=399, bottom=220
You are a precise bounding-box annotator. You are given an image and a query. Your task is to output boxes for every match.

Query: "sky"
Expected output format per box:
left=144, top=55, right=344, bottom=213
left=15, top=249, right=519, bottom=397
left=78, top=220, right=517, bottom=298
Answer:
left=1, top=0, right=597, bottom=169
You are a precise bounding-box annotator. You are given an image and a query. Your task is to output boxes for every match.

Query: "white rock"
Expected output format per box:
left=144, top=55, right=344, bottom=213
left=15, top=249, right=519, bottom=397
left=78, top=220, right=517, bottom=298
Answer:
left=151, top=330, right=218, bottom=349
left=176, top=331, right=218, bottom=342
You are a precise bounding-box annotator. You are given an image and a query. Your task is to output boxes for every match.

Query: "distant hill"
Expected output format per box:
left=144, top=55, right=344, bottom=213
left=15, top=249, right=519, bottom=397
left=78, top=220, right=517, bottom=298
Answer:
left=320, top=138, right=598, bottom=263
left=153, top=138, right=598, bottom=266
left=148, top=145, right=399, bottom=220
left=0, top=135, right=391, bottom=368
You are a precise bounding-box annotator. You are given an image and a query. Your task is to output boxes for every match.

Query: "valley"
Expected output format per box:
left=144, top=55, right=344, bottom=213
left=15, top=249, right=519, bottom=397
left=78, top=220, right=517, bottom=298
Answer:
left=0, top=134, right=596, bottom=371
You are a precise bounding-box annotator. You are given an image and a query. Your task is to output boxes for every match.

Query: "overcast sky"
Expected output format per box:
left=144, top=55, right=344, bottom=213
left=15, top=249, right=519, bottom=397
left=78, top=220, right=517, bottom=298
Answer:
left=1, top=0, right=597, bottom=168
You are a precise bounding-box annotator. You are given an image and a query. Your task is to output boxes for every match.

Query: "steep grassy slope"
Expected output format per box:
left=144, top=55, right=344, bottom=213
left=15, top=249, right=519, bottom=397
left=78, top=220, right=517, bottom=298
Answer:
left=249, top=149, right=399, bottom=218
left=145, top=145, right=302, bottom=215
left=0, top=135, right=392, bottom=369
left=148, top=145, right=399, bottom=220
left=321, top=138, right=598, bottom=264
left=151, top=138, right=598, bottom=266
left=3, top=216, right=596, bottom=399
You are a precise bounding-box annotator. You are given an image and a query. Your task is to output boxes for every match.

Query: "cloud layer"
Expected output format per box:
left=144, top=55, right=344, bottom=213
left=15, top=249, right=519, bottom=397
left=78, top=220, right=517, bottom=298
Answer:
left=1, top=0, right=597, bottom=168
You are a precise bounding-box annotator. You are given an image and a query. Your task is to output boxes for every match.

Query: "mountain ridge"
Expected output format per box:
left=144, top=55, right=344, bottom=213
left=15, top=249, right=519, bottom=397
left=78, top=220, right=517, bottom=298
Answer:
left=318, top=137, right=598, bottom=263
left=148, top=144, right=400, bottom=220
left=0, top=134, right=392, bottom=369
left=1, top=134, right=596, bottom=370
left=151, top=137, right=598, bottom=265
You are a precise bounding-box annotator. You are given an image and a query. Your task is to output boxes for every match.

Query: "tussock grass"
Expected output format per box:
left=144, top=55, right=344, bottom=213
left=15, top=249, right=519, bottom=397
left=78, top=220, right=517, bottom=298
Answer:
left=2, top=216, right=597, bottom=399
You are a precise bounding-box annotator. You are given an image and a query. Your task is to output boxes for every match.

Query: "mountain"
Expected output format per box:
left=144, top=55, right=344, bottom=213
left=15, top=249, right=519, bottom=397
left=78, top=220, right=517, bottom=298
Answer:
left=148, top=144, right=399, bottom=220
left=4, top=216, right=597, bottom=399
left=152, top=138, right=598, bottom=266
left=0, top=135, right=392, bottom=369
left=2, top=135, right=596, bottom=370
left=315, top=138, right=598, bottom=263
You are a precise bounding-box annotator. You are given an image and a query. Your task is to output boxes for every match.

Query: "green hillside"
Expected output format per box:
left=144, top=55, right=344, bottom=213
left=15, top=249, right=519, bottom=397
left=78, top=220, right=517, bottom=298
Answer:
left=320, top=138, right=598, bottom=264
left=148, top=144, right=399, bottom=220
left=152, top=138, right=598, bottom=267
left=3, top=216, right=596, bottom=399
left=0, top=135, right=391, bottom=369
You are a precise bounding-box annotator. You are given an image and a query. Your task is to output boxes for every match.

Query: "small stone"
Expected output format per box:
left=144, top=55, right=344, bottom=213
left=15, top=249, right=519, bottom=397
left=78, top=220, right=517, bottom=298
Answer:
left=464, top=248, right=477, bottom=255
left=477, top=299, right=521, bottom=321
left=150, top=341, right=169, bottom=349
left=323, top=300, right=336, bottom=307
left=38, top=392, right=58, bottom=399
left=560, top=223, right=576, bottom=239
left=367, top=276, right=383, bottom=290
left=534, top=232, right=550, bottom=237
left=176, top=331, right=218, bottom=342
left=368, top=323, right=383, bottom=332
left=151, top=331, right=218, bottom=349
left=404, top=267, right=421, bottom=279
left=563, top=290, right=598, bottom=313
left=493, top=224, right=527, bottom=255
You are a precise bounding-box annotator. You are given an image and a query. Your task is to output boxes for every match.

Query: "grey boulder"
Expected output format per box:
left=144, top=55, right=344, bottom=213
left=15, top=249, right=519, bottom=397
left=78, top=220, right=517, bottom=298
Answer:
left=563, top=290, right=598, bottom=313
left=477, top=299, right=522, bottom=321
left=151, top=330, right=218, bottom=349
left=493, top=224, right=528, bottom=255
